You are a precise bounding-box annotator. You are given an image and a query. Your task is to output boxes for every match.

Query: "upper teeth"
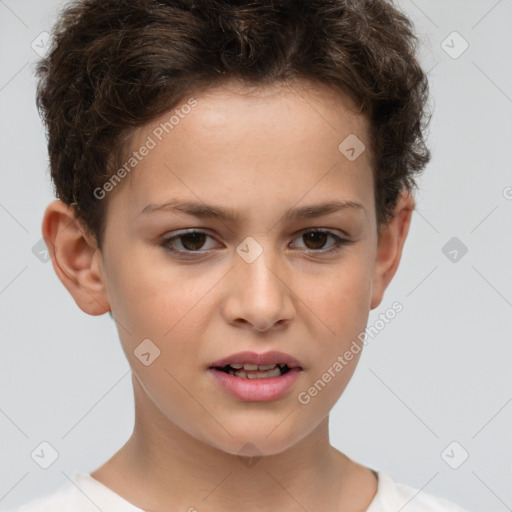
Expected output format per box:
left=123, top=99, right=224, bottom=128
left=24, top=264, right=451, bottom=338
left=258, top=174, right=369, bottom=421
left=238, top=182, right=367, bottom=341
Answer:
left=229, top=363, right=286, bottom=370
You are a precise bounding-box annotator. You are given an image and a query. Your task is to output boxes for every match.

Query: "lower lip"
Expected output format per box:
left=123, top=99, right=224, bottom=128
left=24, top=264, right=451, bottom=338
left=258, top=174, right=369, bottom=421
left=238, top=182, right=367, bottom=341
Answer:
left=208, top=367, right=302, bottom=402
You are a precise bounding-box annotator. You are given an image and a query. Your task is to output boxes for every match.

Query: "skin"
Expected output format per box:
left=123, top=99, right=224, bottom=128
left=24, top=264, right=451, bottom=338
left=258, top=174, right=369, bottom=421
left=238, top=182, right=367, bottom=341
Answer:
left=42, top=79, right=414, bottom=512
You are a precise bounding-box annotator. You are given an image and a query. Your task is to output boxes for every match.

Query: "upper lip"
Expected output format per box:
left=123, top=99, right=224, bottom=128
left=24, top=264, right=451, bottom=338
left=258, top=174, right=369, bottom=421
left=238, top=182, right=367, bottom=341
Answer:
left=209, top=350, right=303, bottom=369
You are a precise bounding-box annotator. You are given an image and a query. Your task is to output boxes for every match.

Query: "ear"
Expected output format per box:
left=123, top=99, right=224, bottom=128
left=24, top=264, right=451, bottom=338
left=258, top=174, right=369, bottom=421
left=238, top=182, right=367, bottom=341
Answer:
left=42, top=199, right=110, bottom=316
left=370, top=190, right=415, bottom=310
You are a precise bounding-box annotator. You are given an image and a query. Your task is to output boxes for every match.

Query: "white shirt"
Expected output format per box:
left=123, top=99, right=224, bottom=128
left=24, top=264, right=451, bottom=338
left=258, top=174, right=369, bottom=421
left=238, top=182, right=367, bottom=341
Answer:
left=8, top=470, right=470, bottom=512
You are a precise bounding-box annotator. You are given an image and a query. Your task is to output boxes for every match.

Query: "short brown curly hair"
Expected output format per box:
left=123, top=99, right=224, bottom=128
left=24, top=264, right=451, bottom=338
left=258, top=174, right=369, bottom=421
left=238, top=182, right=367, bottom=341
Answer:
left=35, top=0, right=431, bottom=250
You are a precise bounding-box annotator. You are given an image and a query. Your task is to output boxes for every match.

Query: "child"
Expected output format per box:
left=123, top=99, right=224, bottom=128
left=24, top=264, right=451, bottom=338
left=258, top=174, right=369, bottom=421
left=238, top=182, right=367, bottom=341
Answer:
left=15, top=0, right=470, bottom=510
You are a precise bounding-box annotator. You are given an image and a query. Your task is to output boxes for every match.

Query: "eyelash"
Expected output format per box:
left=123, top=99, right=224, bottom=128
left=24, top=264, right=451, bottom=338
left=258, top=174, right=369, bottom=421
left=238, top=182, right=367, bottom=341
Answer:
left=159, top=229, right=353, bottom=259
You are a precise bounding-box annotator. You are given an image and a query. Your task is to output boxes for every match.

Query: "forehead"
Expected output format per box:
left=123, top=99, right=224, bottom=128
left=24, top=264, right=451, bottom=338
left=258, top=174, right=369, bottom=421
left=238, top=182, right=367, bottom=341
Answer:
left=110, top=79, right=374, bottom=222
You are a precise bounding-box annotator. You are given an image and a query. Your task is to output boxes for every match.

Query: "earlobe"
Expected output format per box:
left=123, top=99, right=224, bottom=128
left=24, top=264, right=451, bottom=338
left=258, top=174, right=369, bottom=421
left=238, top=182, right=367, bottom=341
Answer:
left=42, top=199, right=111, bottom=316
left=370, top=190, right=415, bottom=310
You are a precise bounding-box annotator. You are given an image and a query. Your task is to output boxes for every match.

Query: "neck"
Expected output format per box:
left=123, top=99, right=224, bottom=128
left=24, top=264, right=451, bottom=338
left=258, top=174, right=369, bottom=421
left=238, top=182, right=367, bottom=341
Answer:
left=91, top=374, right=373, bottom=512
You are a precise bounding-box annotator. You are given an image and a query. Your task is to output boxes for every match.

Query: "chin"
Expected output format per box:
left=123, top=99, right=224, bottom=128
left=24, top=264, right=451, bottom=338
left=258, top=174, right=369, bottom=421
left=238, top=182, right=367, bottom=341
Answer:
left=204, top=427, right=303, bottom=459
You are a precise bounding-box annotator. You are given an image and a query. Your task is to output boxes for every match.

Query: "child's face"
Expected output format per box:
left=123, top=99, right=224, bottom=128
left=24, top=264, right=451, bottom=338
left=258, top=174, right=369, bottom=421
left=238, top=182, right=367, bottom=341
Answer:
left=65, top=80, right=411, bottom=456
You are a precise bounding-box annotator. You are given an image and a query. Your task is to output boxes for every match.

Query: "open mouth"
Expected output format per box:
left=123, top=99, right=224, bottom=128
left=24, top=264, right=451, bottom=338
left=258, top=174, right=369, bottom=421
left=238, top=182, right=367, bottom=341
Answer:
left=212, top=363, right=293, bottom=379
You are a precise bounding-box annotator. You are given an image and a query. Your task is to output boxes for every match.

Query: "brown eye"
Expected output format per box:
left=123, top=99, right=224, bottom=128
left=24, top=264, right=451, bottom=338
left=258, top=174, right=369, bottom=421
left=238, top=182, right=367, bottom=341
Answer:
left=160, top=228, right=353, bottom=260
left=178, top=232, right=208, bottom=251
left=161, top=230, right=217, bottom=255
left=292, top=229, right=350, bottom=253
left=302, top=231, right=329, bottom=250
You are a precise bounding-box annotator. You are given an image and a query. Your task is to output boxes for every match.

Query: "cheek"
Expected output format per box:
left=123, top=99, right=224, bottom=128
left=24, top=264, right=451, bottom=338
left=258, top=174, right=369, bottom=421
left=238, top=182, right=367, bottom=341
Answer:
left=303, top=256, right=373, bottom=332
left=298, top=258, right=373, bottom=395
left=106, top=248, right=198, bottom=330
left=106, top=251, right=223, bottom=369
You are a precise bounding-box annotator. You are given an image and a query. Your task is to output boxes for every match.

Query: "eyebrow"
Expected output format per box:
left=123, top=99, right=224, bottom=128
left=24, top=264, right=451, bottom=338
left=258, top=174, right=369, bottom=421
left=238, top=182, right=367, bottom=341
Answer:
left=138, top=199, right=366, bottom=222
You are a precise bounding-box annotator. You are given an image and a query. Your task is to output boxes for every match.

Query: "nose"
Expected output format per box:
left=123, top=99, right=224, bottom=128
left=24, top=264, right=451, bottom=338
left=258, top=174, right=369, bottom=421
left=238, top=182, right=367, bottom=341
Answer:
left=222, top=243, right=296, bottom=332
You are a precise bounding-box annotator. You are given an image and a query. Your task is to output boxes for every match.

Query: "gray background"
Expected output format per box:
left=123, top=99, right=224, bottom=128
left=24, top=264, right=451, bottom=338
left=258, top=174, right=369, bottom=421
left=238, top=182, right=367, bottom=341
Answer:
left=1, top=1, right=511, bottom=511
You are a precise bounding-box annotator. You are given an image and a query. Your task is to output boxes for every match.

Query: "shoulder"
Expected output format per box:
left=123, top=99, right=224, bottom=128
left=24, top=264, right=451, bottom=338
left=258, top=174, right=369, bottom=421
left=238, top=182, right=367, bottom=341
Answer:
left=6, top=479, right=95, bottom=512
left=367, top=471, right=472, bottom=512
left=6, top=473, right=142, bottom=512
